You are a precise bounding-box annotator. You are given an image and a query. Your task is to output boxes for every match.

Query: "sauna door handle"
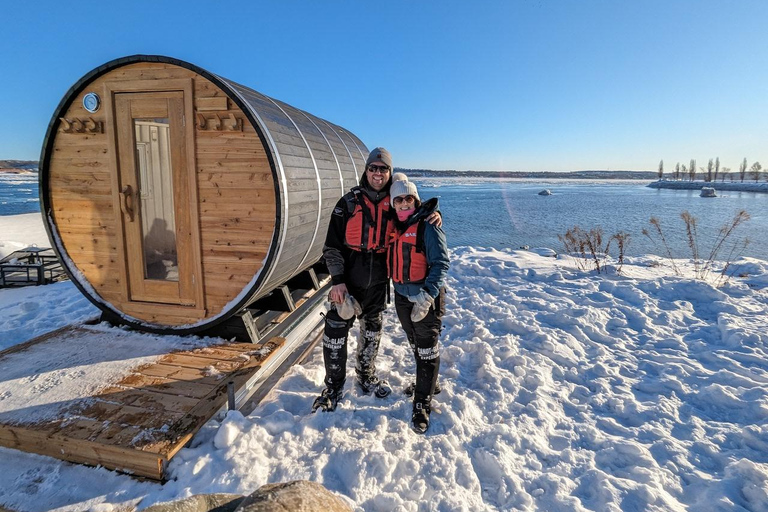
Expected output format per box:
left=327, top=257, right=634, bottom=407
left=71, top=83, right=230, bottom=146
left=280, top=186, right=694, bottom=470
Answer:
left=120, top=185, right=135, bottom=222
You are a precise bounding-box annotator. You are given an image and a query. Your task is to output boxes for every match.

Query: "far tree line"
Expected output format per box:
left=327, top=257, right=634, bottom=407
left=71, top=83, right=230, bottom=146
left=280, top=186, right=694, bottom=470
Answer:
left=656, top=158, right=765, bottom=183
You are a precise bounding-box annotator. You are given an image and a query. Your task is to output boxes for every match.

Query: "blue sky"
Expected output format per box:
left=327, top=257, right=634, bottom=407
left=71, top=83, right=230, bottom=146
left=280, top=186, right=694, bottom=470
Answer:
left=2, top=0, right=767, bottom=171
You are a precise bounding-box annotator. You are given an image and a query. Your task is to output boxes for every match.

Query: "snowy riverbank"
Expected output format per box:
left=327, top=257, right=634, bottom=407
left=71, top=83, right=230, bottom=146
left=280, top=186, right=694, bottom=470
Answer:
left=648, top=179, right=768, bottom=193
left=0, top=213, right=48, bottom=260
left=0, top=237, right=767, bottom=510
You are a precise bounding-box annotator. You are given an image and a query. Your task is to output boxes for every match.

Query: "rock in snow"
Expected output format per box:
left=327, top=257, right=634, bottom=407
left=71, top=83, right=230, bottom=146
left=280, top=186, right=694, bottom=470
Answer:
left=142, top=494, right=244, bottom=512
left=141, top=481, right=350, bottom=512
left=530, top=247, right=557, bottom=257
left=238, top=481, right=352, bottom=512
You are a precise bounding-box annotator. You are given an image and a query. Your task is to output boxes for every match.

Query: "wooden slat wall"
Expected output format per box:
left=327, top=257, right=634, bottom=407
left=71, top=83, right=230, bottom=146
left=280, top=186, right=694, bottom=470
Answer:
left=48, top=62, right=276, bottom=326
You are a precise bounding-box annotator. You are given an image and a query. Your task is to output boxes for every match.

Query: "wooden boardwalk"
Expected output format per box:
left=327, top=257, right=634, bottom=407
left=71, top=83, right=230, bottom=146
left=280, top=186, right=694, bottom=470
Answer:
left=0, top=325, right=288, bottom=480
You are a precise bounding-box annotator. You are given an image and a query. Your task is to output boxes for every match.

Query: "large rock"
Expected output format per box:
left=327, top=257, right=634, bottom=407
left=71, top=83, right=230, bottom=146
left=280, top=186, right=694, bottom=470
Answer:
left=236, top=480, right=352, bottom=512
left=142, top=494, right=244, bottom=512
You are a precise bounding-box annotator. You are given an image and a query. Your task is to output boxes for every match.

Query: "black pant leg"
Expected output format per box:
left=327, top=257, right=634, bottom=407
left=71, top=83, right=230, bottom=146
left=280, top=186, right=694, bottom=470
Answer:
left=351, top=281, right=387, bottom=382
left=322, top=308, right=354, bottom=391
left=396, top=288, right=444, bottom=402
left=395, top=291, right=417, bottom=355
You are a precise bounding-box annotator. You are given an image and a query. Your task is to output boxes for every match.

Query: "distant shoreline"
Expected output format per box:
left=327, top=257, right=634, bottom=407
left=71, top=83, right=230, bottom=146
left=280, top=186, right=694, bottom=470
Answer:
left=400, top=169, right=657, bottom=180
left=648, top=179, right=768, bottom=194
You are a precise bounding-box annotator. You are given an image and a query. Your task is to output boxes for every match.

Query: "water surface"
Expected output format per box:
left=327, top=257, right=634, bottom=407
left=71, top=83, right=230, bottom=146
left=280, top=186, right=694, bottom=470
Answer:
left=417, top=178, right=767, bottom=259
left=0, top=173, right=39, bottom=216
left=1, top=175, right=765, bottom=260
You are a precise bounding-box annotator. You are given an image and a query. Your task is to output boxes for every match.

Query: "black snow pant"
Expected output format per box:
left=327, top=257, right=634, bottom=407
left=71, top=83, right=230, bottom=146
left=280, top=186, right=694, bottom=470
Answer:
left=394, top=287, right=445, bottom=403
left=322, top=281, right=387, bottom=392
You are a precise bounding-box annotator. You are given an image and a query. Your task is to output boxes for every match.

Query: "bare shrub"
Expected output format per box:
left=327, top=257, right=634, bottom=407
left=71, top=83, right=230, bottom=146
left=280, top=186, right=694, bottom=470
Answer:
left=611, top=231, right=631, bottom=274
left=681, top=211, right=701, bottom=276
left=558, top=226, right=631, bottom=274
left=643, top=210, right=751, bottom=283
left=642, top=218, right=681, bottom=276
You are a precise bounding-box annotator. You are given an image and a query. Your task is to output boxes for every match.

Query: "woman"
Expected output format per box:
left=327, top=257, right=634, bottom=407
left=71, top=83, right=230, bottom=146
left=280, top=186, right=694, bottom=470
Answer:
left=388, top=176, right=450, bottom=434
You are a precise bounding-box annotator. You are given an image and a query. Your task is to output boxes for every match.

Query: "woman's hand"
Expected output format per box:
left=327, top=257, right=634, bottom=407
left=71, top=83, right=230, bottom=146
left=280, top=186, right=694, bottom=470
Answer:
left=426, top=211, right=442, bottom=227
left=329, top=283, right=348, bottom=304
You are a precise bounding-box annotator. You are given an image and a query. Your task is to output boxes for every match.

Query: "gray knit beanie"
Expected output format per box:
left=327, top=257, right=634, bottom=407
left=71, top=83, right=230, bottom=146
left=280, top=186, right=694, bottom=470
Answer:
left=366, top=147, right=393, bottom=169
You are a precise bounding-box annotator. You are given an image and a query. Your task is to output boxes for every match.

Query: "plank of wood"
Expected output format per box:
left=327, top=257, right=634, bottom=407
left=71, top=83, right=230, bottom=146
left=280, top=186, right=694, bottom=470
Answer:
left=198, top=195, right=269, bottom=209
left=52, top=231, right=117, bottom=248
left=197, top=176, right=274, bottom=190
left=195, top=97, right=229, bottom=111
left=48, top=222, right=114, bottom=234
left=49, top=177, right=112, bottom=194
left=74, top=399, right=188, bottom=430
left=202, top=278, right=255, bottom=297
left=97, top=385, right=201, bottom=414
left=50, top=200, right=115, bottom=213
left=0, top=422, right=165, bottom=479
left=116, top=372, right=217, bottom=399
left=50, top=132, right=109, bottom=147
left=199, top=236, right=270, bottom=249
left=200, top=223, right=274, bottom=238
left=199, top=268, right=262, bottom=284
left=199, top=210, right=275, bottom=222
left=116, top=306, right=208, bottom=326
left=51, top=145, right=110, bottom=158
left=159, top=352, right=248, bottom=372
left=137, top=362, right=231, bottom=384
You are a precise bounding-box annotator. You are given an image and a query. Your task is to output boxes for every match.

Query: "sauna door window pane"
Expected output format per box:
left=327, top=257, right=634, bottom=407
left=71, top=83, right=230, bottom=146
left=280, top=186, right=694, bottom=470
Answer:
left=134, top=118, right=179, bottom=281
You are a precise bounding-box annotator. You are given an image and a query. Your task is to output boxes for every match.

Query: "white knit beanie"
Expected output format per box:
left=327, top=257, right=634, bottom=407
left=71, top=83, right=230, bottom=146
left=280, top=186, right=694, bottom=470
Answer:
left=391, top=172, right=408, bottom=183
left=390, top=179, right=420, bottom=202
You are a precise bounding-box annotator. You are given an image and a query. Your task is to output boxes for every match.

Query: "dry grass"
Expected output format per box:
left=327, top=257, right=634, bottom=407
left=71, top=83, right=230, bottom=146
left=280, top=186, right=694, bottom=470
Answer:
left=558, top=226, right=630, bottom=274
left=642, top=210, right=751, bottom=284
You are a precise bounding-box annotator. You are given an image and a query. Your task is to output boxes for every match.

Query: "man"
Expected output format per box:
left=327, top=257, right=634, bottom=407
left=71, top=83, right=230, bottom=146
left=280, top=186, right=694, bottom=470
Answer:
left=312, top=147, right=439, bottom=412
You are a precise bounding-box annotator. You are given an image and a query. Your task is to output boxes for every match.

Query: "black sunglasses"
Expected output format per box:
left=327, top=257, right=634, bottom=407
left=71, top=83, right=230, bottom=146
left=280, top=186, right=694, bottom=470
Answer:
left=393, top=195, right=416, bottom=205
left=367, top=164, right=391, bottom=174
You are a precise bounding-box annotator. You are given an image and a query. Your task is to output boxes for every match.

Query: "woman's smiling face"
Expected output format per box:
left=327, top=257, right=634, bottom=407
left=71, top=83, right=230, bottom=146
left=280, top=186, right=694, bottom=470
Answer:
left=393, top=194, right=416, bottom=211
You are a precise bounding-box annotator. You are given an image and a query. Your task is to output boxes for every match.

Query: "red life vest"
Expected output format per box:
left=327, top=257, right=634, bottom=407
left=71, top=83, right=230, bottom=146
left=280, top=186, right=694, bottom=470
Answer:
left=388, top=221, right=428, bottom=284
left=344, top=189, right=395, bottom=253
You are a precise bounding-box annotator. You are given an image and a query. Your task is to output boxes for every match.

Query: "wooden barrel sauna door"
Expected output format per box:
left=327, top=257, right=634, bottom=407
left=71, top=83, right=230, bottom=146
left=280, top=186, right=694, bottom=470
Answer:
left=105, top=79, right=205, bottom=319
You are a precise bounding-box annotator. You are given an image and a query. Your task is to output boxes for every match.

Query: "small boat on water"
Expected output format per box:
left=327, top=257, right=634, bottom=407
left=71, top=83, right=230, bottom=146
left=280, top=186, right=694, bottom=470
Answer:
left=700, top=187, right=717, bottom=197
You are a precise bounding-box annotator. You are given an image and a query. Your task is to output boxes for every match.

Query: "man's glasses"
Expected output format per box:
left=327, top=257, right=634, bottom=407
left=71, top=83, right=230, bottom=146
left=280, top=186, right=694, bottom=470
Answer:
left=393, top=195, right=415, bottom=205
left=367, top=164, right=391, bottom=174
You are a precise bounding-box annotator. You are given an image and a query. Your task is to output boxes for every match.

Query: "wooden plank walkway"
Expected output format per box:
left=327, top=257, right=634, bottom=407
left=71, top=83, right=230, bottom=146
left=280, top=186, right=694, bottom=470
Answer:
left=0, top=325, right=287, bottom=480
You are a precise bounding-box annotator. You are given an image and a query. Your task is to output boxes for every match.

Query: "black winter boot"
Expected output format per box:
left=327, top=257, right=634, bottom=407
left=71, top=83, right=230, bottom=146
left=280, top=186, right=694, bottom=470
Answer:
left=404, top=380, right=441, bottom=397
left=357, top=375, right=392, bottom=398
left=312, top=387, right=343, bottom=413
left=411, top=400, right=431, bottom=434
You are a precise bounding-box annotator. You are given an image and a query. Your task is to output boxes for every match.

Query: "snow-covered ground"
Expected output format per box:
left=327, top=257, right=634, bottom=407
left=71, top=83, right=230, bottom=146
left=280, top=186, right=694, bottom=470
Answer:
left=1, top=214, right=768, bottom=511
left=0, top=213, right=49, bottom=260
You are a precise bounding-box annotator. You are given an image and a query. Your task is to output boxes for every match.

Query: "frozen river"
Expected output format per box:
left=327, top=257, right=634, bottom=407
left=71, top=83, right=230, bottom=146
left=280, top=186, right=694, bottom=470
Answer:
left=417, top=178, right=768, bottom=259
left=2, top=174, right=766, bottom=260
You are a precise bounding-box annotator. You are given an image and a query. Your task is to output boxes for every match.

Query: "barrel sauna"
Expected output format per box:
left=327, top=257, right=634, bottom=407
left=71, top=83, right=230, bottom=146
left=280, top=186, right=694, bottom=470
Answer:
left=39, top=55, right=367, bottom=333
